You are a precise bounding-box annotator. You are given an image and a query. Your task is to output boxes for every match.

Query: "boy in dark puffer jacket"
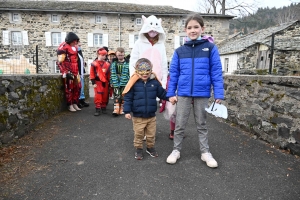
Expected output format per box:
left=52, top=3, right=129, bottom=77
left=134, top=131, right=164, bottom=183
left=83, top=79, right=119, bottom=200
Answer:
left=123, top=58, right=169, bottom=160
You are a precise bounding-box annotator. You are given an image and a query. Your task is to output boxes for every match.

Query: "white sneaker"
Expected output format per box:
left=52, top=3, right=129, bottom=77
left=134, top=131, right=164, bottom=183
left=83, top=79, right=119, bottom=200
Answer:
left=201, top=152, right=218, bottom=168
left=68, top=105, right=76, bottom=112
left=166, top=150, right=180, bottom=164
left=72, top=104, right=81, bottom=111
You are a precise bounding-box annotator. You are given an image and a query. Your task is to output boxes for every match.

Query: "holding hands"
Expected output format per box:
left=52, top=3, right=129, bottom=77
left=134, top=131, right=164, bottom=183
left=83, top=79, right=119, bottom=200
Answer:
left=125, top=113, right=131, bottom=119
left=169, top=96, right=177, bottom=105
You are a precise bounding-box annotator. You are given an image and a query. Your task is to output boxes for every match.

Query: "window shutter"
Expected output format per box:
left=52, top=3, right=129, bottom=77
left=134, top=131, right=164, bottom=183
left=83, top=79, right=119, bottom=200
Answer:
left=45, top=32, right=52, bottom=46
left=174, top=36, right=180, bottom=49
left=103, top=34, right=108, bottom=47
left=88, top=33, right=93, bottom=47
left=129, top=34, right=135, bottom=48
left=61, top=32, right=66, bottom=43
left=22, top=31, right=29, bottom=45
left=3, top=31, right=10, bottom=45
left=87, top=59, right=93, bottom=74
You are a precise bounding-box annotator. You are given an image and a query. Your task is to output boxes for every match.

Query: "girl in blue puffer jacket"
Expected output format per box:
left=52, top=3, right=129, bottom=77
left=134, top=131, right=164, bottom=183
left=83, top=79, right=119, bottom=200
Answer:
left=166, top=13, right=224, bottom=168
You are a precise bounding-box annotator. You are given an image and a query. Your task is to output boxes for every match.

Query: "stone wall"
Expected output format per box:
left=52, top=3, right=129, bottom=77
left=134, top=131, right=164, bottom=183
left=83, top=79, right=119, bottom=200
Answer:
left=223, top=75, right=300, bottom=155
left=0, top=74, right=90, bottom=145
left=274, top=50, right=300, bottom=76
left=0, top=10, right=230, bottom=74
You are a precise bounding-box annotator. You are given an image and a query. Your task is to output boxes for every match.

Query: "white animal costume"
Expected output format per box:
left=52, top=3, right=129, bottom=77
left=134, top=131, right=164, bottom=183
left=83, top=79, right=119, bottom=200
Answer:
left=129, top=15, right=168, bottom=88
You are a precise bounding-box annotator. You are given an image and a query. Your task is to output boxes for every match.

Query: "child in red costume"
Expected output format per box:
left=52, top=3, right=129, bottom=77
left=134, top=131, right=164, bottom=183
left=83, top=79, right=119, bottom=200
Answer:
left=90, top=48, right=111, bottom=116
left=57, top=32, right=81, bottom=112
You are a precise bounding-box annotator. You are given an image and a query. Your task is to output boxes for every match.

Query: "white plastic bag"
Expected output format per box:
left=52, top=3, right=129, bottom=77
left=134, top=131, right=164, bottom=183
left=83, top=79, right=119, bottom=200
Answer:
left=163, top=101, right=176, bottom=123
left=205, top=102, right=228, bottom=119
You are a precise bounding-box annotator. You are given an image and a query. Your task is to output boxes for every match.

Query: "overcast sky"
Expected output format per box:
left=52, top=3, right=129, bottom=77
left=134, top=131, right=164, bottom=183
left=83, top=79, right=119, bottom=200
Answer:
left=67, top=0, right=298, bottom=11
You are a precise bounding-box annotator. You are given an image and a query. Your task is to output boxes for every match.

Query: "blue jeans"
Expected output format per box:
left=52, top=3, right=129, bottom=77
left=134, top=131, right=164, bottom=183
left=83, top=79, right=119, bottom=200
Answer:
left=79, top=76, right=85, bottom=100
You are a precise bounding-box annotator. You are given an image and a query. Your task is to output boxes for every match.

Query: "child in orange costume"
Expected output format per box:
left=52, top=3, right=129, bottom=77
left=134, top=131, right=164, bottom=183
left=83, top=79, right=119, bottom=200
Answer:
left=90, top=48, right=111, bottom=116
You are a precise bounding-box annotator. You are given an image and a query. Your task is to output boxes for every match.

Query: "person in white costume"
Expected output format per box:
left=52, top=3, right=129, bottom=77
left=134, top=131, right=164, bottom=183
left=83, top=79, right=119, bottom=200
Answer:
left=129, top=15, right=168, bottom=89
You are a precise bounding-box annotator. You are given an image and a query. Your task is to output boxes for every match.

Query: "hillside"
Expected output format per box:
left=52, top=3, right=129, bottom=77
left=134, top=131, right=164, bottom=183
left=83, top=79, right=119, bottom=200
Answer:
left=229, top=3, right=300, bottom=34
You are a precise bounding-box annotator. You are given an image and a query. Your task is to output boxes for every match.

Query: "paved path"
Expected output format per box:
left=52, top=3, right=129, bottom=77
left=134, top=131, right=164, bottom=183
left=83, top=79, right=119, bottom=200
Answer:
left=1, top=94, right=299, bottom=200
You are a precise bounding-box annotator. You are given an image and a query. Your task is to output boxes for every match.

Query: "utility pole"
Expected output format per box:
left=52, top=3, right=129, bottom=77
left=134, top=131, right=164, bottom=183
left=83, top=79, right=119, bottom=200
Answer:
left=269, top=33, right=275, bottom=74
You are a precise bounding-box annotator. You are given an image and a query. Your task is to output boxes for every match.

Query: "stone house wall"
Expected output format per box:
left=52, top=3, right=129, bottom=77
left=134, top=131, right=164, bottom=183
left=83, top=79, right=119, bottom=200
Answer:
left=234, top=22, right=300, bottom=75
left=0, top=10, right=230, bottom=74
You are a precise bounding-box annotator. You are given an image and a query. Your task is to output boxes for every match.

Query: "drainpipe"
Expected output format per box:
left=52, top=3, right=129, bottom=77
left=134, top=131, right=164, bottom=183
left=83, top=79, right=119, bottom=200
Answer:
left=118, top=13, right=121, bottom=47
left=269, top=33, right=275, bottom=74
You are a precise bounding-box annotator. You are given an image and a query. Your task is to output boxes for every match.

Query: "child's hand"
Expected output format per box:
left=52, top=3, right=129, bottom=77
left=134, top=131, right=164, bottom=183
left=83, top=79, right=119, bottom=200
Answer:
left=125, top=113, right=131, bottom=119
left=170, top=96, right=177, bottom=105
left=93, top=84, right=97, bottom=88
left=215, top=99, right=222, bottom=104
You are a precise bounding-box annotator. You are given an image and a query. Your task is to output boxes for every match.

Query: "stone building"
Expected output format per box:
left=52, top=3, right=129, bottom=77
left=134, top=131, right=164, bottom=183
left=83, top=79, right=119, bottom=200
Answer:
left=0, top=0, right=234, bottom=74
left=218, top=20, right=300, bottom=75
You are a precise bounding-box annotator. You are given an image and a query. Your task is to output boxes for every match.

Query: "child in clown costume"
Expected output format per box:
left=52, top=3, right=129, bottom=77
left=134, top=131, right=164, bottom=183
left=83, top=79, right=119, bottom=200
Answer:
left=90, top=48, right=111, bottom=116
left=129, top=15, right=168, bottom=90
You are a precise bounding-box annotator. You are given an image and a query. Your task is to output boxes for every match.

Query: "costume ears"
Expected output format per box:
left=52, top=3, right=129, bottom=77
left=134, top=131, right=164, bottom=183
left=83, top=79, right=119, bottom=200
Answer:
left=142, top=15, right=147, bottom=22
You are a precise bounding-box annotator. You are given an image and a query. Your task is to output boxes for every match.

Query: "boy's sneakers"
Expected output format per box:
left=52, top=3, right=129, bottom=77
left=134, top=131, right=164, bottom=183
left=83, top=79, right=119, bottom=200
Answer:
left=146, top=147, right=158, bottom=157
left=135, top=148, right=143, bottom=160
left=201, top=152, right=218, bottom=168
left=166, top=150, right=180, bottom=164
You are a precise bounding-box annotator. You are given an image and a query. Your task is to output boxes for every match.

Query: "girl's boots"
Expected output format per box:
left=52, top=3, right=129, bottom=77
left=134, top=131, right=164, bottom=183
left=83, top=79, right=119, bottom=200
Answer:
left=169, top=130, right=174, bottom=140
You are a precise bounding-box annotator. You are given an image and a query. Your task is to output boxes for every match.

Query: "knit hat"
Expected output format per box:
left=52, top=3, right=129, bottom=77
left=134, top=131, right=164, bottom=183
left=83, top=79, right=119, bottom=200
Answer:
left=97, top=48, right=107, bottom=56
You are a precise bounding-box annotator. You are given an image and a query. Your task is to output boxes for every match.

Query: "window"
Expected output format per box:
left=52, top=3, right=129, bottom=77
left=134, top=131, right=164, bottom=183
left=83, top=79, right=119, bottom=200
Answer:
left=51, top=32, right=61, bottom=46
left=12, top=13, right=20, bottom=21
left=88, top=33, right=108, bottom=47
left=224, top=58, right=229, bottom=73
left=94, top=33, right=103, bottom=46
left=180, top=36, right=185, bottom=46
left=134, top=35, right=139, bottom=43
left=2, top=31, right=28, bottom=46
left=54, top=60, right=60, bottom=73
left=45, top=32, right=66, bottom=46
left=95, top=16, right=102, bottom=23
left=11, top=31, right=22, bottom=45
left=129, top=34, right=139, bottom=48
left=181, top=19, right=185, bottom=26
left=261, top=56, right=264, bottom=61
left=136, top=18, right=142, bottom=25
left=52, top=14, right=58, bottom=22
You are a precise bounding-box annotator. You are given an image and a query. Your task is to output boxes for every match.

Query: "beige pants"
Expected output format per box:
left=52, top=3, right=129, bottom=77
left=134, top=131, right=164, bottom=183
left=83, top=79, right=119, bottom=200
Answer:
left=132, top=116, right=156, bottom=149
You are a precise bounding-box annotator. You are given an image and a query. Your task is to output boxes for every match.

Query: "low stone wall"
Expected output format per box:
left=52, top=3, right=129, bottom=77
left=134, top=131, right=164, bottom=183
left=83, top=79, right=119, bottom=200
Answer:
left=223, top=75, right=300, bottom=155
left=0, top=74, right=89, bottom=145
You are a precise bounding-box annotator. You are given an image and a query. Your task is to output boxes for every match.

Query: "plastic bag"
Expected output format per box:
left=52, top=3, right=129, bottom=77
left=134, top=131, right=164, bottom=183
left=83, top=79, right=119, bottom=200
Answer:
left=163, top=101, right=176, bottom=123
left=205, top=102, right=228, bottom=119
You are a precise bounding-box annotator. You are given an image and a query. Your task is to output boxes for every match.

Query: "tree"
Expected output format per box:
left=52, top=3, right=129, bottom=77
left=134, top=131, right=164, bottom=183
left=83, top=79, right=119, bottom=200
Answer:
left=195, top=0, right=259, bottom=16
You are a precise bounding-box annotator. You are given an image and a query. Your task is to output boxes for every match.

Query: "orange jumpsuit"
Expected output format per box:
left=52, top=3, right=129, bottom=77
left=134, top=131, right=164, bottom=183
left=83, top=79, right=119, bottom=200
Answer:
left=90, top=60, right=110, bottom=109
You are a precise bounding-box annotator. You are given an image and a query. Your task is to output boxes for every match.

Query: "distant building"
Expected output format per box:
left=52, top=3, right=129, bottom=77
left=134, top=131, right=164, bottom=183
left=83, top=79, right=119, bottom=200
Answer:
left=218, top=20, right=300, bottom=75
left=0, top=1, right=234, bottom=74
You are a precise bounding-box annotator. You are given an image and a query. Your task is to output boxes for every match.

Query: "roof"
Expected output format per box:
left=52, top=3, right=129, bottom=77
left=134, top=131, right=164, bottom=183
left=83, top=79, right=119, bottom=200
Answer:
left=0, top=0, right=227, bottom=17
left=218, top=20, right=300, bottom=54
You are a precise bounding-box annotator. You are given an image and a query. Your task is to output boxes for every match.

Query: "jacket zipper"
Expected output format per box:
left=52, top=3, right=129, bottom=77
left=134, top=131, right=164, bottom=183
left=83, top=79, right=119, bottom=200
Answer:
left=144, top=81, right=147, bottom=113
left=191, top=43, right=195, bottom=95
